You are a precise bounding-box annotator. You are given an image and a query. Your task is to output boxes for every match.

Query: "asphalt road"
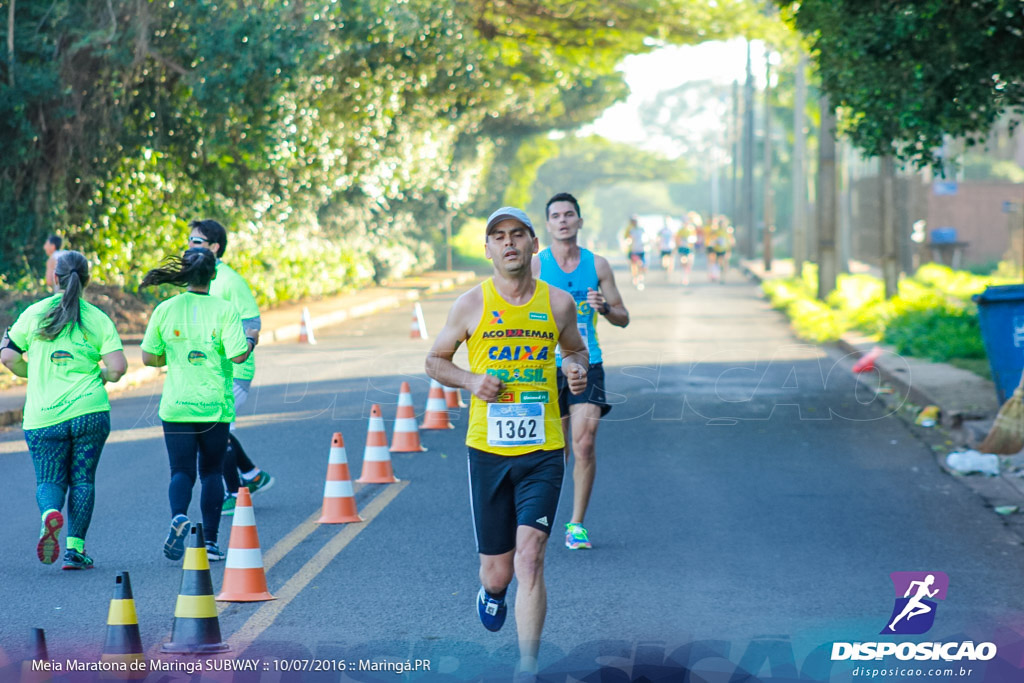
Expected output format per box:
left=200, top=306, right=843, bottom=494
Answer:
left=2, top=262, right=1023, bottom=682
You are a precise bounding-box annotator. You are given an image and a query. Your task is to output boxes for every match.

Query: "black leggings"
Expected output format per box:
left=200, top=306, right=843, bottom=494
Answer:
left=223, top=433, right=254, bottom=495
left=162, top=421, right=228, bottom=544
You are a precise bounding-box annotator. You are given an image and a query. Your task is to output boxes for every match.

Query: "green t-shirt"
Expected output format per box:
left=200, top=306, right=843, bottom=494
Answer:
left=8, top=294, right=123, bottom=429
left=141, top=292, right=249, bottom=423
left=209, top=261, right=259, bottom=381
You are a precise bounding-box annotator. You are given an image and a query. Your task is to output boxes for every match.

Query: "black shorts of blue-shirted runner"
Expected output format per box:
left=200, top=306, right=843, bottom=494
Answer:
left=557, top=363, right=612, bottom=417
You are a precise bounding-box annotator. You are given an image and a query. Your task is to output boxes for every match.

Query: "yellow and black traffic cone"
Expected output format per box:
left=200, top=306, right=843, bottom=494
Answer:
left=100, top=571, right=146, bottom=677
left=160, top=524, right=229, bottom=654
left=20, top=628, right=50, bottom=683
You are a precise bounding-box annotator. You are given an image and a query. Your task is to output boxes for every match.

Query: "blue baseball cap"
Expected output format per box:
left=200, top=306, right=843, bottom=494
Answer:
left=486, top=207, right=535, bottom=236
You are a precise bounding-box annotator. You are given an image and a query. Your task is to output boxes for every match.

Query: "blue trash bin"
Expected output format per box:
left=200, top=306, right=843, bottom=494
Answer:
left=973, top=284, right=1024, bottom=403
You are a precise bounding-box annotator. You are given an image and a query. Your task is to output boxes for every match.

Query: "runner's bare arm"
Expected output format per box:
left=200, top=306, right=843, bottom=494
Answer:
left=0, top=348, right=28, bottom=377
left=551, top=288, right=589, bottom=395
left=141, top=351, right=166, bottom=367
left=425, top=288, right=503, bottom=402
left=100, top=350, right=127, bottom=383
left=587, top=255, right=630, bottom=328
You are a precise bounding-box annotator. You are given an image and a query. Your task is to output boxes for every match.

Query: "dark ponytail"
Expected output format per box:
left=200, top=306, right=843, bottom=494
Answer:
left=140, top=247, right=218, bottom=289
left=37, top=251, right=90, bottom=341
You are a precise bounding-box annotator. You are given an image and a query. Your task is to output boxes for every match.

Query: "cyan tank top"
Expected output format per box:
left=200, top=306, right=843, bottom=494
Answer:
left=538, top=247, right=601, bottom=365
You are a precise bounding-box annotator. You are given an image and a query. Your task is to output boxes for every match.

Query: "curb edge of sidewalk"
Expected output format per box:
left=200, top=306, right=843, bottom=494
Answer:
left=0, top=271, right=478, bottom=430
left=742, top=262, right=1024, bottom=513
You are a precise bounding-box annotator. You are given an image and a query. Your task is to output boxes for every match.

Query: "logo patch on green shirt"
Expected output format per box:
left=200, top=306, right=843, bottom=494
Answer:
left=50, top=350, right=73, bottom=366
left=187, top=350, right=208, bottom=365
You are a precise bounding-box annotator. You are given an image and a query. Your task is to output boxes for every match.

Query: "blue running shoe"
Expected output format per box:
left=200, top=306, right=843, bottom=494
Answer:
left=61, top=549, right=94, bottom=570
left=163, top=514, right=190, bottom=561
left=205, top=542, right=226, bottom=562
left=477, top=586, right=507, bottom=632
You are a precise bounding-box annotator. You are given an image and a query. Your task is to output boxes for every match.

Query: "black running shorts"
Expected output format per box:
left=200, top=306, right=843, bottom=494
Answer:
left=557, top=362, right=612, bottom=417
left=468, top=447, right=564, bottom=555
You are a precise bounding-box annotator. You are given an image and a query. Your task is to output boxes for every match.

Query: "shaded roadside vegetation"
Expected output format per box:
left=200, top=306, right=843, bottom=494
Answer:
left=1, top=0, right=765, bottom=305
left=762, top=264, right=1021, bottom=378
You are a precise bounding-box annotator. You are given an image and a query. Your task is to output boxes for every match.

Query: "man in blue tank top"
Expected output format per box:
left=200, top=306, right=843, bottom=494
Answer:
left=533, top=192, right=630, bottom=550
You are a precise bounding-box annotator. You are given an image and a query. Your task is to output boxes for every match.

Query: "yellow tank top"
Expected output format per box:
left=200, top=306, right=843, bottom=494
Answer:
left=466, top=279, right=563, bottom=455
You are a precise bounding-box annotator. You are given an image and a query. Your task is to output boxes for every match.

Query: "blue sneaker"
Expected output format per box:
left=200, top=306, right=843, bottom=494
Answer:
left=205, top=542, right=226, bottom=562
left=163, top=514, right=190, bottom=561
left=477, top=586, right=507, bottom=632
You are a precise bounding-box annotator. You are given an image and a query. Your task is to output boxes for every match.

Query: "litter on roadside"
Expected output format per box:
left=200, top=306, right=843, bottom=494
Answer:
left=945, top=450, right=1001, bottom=476
left=915, top=405, right=940, bottom=427
left=995, top=506, right=1019, bottom=516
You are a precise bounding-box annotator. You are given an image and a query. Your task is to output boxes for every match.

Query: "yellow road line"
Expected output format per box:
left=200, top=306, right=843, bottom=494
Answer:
left=253, top=481, right=365, bottom=574
left=226, top=481, right=408, bottom=655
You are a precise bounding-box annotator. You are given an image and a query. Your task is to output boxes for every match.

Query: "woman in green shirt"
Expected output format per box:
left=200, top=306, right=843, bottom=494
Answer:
left=140, top=248, right=253, bottom=562
left=1, top=251, right=127, bottom=570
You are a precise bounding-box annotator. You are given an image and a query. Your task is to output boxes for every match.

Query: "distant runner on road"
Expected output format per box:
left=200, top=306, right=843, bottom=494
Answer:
left=426, top=206, right=588, bottom=676
left=533, top=192, right=630, bottom=552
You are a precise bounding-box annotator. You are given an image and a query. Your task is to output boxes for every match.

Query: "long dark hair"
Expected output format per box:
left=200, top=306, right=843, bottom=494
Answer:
left=37, top=251, right=90, bottom=341
left=140, top=248, right=218, bottom=289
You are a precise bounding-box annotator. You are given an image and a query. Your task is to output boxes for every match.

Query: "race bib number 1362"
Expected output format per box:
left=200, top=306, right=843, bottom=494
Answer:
left=487, top=403, right=545, bottom=447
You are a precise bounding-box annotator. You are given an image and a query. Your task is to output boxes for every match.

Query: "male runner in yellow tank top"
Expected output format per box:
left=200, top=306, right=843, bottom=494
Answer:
left=426, top=206, right=588, bottom=677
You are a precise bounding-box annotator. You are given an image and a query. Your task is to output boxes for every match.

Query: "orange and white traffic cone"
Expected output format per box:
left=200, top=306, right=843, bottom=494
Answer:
left=357, top=405, right=399, bottom=483
left=317, top=433, right=363, bottom=524
left=852, top=346, right=882, bottom=373
left=409, top=302, right=428, bottom=340
left=421, top=379, right=454, bottom=430
left=215, top=488, right=275, bottom=602
left=391, top=382, right=427, bottom=452
left=298, top=307, right=317, bottom=345
left=444, top=385, right=467, bottom=409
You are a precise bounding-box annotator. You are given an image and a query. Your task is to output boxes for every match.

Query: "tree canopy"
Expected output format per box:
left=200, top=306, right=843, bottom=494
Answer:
left=776, top=0, right=1024, bottom=168
left=0, top=0, right=764, bottom=301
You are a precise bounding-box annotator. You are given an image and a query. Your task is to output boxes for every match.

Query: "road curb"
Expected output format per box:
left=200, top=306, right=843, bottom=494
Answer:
left=0, top=271, right=478, bottom=429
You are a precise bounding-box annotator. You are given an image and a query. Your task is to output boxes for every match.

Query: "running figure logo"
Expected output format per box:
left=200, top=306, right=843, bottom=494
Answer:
left=881, top=571, right=949, bottom=635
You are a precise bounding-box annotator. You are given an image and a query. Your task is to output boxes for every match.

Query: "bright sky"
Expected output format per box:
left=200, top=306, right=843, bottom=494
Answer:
left=582, top=38, right=767, bottom=150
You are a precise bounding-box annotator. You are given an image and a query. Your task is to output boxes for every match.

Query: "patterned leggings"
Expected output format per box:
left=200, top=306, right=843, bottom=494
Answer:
left=24, top=411, right=111, bottom=541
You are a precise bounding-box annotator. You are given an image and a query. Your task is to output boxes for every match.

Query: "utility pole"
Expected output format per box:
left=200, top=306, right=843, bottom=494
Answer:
left=817, top=98, right=838, bottom=300
left=762, top=49, right=774, bottom=272
left=792, top=53, right=808, bottom=276
left=731, top=79, right=740, bottom=221
left=742, top=41, right=757, bottom=259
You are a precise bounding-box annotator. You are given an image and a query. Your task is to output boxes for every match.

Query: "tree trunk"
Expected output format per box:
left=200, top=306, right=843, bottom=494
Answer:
left=7, top=0, right=14, bottom=86
left=817, top=98, right=838, bottom=300
left=792, top=53, right=807, bottom=276
left=880, top=155, right=899, bottom=298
